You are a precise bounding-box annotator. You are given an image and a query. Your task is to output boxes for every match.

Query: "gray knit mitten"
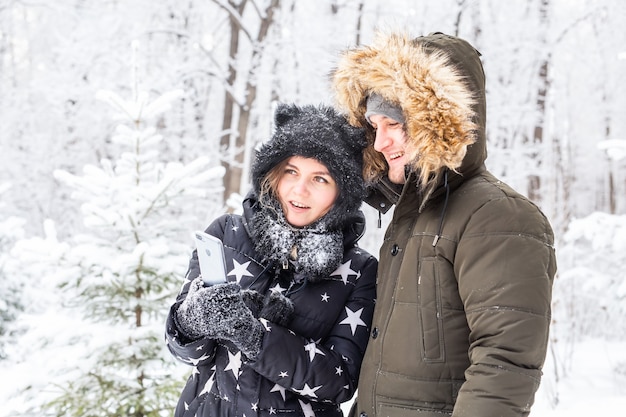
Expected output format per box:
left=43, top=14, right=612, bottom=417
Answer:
left=260, top=291, right=294, bottom=327
left=238, top=288, right=294, bottom=326
left=241, top=288, right=265, bottom=318
left=175, top=278, right=264, bottom=359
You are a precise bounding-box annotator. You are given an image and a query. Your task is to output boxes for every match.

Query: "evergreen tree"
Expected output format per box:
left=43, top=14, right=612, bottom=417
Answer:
left=0, top=183, right=26, bottom=360
left=39, top=88, right=225, bottom=417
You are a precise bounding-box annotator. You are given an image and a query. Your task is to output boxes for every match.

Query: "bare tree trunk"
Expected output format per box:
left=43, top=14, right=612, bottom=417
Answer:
left=218, top=0, right=281, bottom=205
left=331, top=0, right=364, bottom=44
left=528, top=0, right=551, bottom=204
left=220, top=0, right=247, bottom=204
left=355, top=1, right=364, bottom=45
left=453, top=0, right=467, bottom=36
left=552, top=131, right=572, bottom=238
left=234, top=0, right=280, bottom=194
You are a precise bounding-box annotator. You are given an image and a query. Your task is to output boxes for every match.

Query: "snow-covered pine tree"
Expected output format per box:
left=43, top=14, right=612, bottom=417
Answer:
left=0, top=183, right=26, bottom=360
left=39, top=88, right=225, bottom=417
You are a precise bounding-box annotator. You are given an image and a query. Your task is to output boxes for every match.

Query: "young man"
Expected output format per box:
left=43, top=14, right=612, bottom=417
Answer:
left=331, top=31, right=557, bottom=417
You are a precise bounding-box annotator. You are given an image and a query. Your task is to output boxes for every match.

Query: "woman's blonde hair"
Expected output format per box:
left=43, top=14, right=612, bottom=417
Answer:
left=258, top=159, right=289, bottom=209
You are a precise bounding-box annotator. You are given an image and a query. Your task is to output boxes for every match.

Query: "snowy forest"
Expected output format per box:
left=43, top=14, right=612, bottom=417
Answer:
left=0, top=0, right=625, bottom=416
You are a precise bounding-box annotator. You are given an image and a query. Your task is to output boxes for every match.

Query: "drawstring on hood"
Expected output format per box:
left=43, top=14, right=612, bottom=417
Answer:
left=432, top=169, right=450, bottom=246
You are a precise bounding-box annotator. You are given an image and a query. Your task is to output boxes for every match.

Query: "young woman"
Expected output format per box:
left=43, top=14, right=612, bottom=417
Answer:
left=165, top=103, right=378, bottom=417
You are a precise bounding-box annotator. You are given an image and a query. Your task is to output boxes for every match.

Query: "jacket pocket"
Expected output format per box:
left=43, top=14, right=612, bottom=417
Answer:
left=417, top=257, right=444, bottom=362
left=377, top=400, right=452, bottom=417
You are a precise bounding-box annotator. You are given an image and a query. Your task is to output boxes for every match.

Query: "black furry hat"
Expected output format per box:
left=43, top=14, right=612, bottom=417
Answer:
left=252, top=103, right=367, bottom=230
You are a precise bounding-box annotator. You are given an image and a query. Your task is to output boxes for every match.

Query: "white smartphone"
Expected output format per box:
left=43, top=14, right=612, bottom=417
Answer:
left=194, top=231, right=228, bottom=285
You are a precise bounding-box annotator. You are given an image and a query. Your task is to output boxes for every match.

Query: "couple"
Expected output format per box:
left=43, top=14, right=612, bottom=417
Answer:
left=165, top=32, right=556, bottom=417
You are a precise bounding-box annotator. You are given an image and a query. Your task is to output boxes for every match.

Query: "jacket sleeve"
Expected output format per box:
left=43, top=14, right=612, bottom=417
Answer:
left=248, top=254, right=378, bottom=404
left=164, top=215, right=231, bottom=367
left=453, top=197, right=556, bottom=417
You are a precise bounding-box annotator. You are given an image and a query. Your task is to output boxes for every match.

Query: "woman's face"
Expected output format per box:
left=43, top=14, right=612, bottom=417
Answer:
left=276, top=156, right=339, bottom=227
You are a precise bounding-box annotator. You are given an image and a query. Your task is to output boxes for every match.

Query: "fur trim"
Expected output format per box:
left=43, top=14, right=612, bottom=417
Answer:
left=331, top=31, right=479, bottom=188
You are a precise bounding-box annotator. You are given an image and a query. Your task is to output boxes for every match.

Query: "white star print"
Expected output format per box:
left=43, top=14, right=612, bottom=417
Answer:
left=231, top=225, right=239, bottom=232
left=298, top=399, right=316, bottom=417
left=227, top=259, right=254, bottom=283
left=224, top=350, right=243, bottom=379
left=188, top=353, right=211, bottom=366
left=270, top=383, right=287, bottom=401
left=335, top=366, right=343, bottom=376
left=260, top=318, right=272, bottom=331
left=294, top=383, right=322, bottom=398
left=269, top=407, right=277, bottom=415
left=304, top=340, right=325, bottom=362
left=321, top=292, right=330, bottom=302
left=330, top=260, right=358, bottom=284
left=251, top=402, right=258, bottom=411
left=199, top=367, right=216, bottom=396
left=339, top=307, right=367, bottom=335
left=279, top=371, right=289, bottom=378
left=270, top=283, right=287, bottom=294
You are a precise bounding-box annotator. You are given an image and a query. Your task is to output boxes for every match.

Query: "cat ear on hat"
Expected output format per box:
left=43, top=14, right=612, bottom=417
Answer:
left=274, top=103, right=300, bottom=128
left=338, top=117, right=368, bottom=151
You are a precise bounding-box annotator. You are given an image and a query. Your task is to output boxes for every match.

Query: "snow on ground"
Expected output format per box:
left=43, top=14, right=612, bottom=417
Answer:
left=531, top=339, right=626, bottom=416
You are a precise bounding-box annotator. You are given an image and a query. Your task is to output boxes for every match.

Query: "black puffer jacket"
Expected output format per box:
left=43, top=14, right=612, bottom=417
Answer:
left=165, top=194, right=377, bottom=417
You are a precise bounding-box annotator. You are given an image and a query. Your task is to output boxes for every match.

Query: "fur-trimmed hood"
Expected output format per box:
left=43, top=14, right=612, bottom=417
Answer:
left=331, top=31, right=487, bottom=210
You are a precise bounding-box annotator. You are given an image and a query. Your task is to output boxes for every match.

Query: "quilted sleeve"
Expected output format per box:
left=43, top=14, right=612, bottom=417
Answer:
left=453, top=196, right=556, bottom=417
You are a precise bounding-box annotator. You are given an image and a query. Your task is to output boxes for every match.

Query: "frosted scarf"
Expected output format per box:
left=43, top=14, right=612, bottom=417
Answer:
left=250, top=200, right=343, bottom=281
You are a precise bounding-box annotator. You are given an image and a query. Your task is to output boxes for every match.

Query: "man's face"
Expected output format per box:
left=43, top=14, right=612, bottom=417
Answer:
left=369, top=114, right=409, bottom=184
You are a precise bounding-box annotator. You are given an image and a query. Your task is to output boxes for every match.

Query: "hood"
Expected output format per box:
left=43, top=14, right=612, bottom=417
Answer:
left=331, top=31, right=487, bottom=209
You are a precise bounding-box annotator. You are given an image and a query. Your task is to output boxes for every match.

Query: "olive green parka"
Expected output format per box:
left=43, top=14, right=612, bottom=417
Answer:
left=331, top=32, right=557, bottom=417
